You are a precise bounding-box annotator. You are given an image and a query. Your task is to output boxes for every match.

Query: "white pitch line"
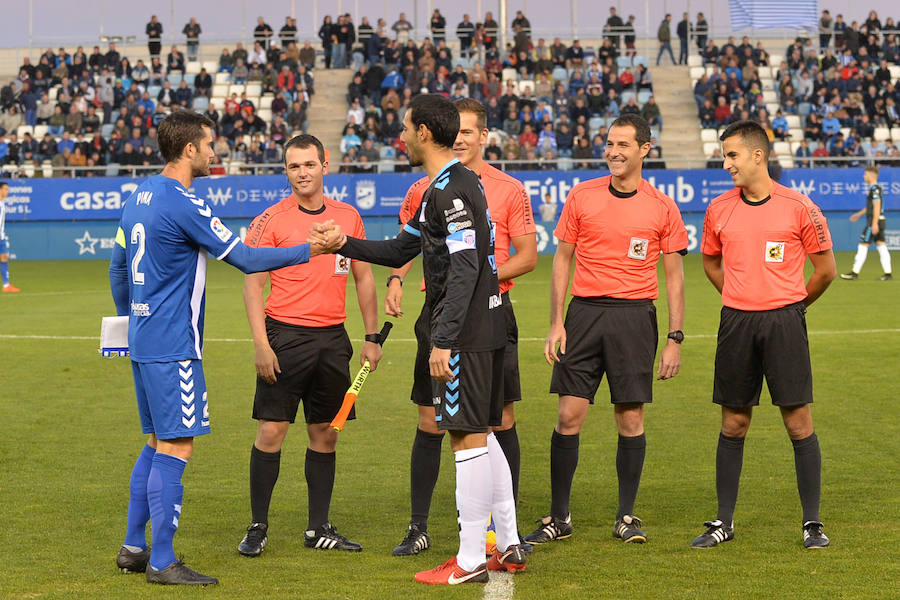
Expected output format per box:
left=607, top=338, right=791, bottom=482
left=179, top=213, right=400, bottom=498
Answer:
left=483, top=572, right=514, bottom=600
left=2, top=329, right=899, bottom=344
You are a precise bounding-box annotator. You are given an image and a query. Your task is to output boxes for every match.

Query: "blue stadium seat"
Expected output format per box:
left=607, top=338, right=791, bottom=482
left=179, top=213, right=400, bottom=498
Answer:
left=378, top=160, right=395, bottom=173
left=616, top=56, right=632, bottom=69
left=637, top=90, right=652, bottom=104
left=105, top=163, right=120, bottom=177
left=167, top=74, right=182, bottom=85
left=633, top=56, right=649, bottom=68
left=379, top=146, right=396, bottom=159
left=798, top=102, right=812, bottom=116
left=192, top=96, right=209, bottom=111
left=589, top=116, right=605, bottom=131
left=101, top=124, right=114, bottom=137
left=558, top=157, right=573, bottom=171
left=183, top=74, right=195, bottom=86
left=620, top=91, right=636, bottom=104
left=147, top=86, right=161, bottom=98
left=551, top=67, right=568, bottom=83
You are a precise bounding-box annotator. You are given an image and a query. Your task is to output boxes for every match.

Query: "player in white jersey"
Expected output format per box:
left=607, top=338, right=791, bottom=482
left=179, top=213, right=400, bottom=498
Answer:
left=0, top=182, right=20, bottom=293
left=109, top=111, right=327, bottom=585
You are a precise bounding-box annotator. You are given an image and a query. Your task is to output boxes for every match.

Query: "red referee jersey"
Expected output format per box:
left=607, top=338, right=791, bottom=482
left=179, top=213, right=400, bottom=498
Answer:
left=701, top=182, right=832, bottom=311
left=398, top=163, right=536, bottom=294
left=554, top=176, right=688, bottom=300
left=245, top=196, right=366, bottom=326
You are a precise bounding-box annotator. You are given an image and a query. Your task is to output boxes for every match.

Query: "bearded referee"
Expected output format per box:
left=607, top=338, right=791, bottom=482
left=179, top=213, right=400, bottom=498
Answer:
left=312, top=94, right=526, bottom=585
left=691, top=120, right=836, bottom=549
left=526, top=114, right=688, bottom=546
left=236, top=134, right=381, bottom=557
left=384, top=98, right=537, bottom=557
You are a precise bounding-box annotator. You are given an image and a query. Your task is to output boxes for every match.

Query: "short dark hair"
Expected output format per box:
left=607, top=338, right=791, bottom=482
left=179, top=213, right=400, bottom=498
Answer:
left=0, top=181, right=8, bottom=189
left=719, top=120, right=770, bottom=159
left=283, top=134, right=326, bottom=164
left=455, top=98, right=487, bottom=130
left=408, top=94, right=459, bottom=149
left=609, top=114, right=651, bottom=146
left=157, top=110, right=215, bottom=164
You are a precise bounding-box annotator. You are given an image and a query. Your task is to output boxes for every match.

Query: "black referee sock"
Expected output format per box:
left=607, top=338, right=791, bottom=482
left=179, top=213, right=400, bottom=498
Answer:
left=616, top=433, right=646, bottom=520
left=410, top=428, right=445, bottom=530
left=494, top=424, right=521, bottom=504
left=249, top=446, right=281, bottom=525
left=716, top=433, right=745, bottom=525
left=792, top=433, right=822, bottom=523
left=305, top=448, right=336, bottom=531
left=550, top=430, right=579, bottom=520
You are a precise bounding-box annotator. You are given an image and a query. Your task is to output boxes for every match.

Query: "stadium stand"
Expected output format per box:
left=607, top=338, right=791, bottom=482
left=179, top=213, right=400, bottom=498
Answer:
left=692, top=12, right=900, bottom=168
left=28, top=8, right=900, bottom=175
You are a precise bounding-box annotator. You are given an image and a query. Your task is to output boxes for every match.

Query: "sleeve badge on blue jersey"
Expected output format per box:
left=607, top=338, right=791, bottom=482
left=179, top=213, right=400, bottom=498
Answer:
left=210, top=216, right=233, bottom=243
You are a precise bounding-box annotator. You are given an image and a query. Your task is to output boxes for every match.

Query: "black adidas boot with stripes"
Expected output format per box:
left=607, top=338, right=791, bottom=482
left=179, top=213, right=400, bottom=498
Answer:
left=304, top=522, right=362, bottom=551
left=392, top=523, right=431, bottom=556
left=690, top=520, right=734, bottom=548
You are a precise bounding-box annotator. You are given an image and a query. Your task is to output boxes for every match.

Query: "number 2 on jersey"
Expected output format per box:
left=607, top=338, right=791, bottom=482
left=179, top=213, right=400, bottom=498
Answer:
left=131, top=223, right=146, bottom=285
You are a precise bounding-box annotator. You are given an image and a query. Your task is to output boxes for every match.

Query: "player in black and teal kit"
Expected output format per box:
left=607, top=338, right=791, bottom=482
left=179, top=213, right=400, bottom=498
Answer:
left=314, top=95, right=527, bottom=585
left=109, top=111, right=326, bottom=585
left=842, top=165, right=892, bottom=280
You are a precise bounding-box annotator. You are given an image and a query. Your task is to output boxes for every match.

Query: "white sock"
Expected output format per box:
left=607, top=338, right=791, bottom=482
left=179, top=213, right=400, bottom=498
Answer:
left=877, top=244, right=892, bottom=274
left=852, top=243, right=868, bottom=274
left=486, top=432, right=519, bottom=551
left=455, top=447, right=491, bottom=572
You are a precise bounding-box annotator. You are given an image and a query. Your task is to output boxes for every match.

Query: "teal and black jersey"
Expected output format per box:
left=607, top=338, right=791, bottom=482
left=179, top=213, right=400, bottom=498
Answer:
left=867, top=184, right=885, bottom=224
left=340, top=158, right=505, bottom=352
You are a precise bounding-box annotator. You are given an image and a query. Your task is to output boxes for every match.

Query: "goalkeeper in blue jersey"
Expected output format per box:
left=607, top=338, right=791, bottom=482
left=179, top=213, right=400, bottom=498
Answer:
left=108, top=111, right=327, bottom=586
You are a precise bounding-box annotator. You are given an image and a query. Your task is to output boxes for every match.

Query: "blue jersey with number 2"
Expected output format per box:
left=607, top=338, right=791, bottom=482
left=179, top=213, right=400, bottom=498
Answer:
left=117, top=174, right=239, bottom=362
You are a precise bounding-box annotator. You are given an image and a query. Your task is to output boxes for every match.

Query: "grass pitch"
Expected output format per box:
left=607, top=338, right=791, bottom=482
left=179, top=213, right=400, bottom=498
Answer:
left=0, top=253, right=898, bottom=599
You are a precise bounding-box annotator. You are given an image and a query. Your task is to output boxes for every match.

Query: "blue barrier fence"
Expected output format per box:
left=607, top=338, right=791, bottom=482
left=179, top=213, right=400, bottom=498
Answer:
left=4, top=168, right=900, bottom=260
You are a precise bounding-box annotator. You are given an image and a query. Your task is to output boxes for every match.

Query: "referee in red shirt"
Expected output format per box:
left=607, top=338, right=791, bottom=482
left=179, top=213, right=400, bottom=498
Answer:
left=236, top=134, right=382, bottom=556
left=691, top=121, right=836, bottom=550
left=526, top=114, right=688, bottom=545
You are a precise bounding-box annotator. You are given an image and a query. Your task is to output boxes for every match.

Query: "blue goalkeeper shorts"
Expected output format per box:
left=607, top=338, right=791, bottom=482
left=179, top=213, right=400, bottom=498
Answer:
left=131, top=359, right=210, bottom=439
left=0, top=238, right=8, bottom=254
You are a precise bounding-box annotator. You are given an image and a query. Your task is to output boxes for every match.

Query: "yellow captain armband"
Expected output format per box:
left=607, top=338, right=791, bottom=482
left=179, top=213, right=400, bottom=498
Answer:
left=115, top=227, right=126, bottom=248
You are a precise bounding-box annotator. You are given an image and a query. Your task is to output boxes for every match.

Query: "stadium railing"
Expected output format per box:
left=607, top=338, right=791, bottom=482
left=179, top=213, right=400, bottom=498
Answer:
left=2, top=154, right=891, bottom=180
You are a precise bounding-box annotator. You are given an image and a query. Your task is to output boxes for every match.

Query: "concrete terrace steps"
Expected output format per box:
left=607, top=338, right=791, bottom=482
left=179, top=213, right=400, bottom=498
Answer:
left=649, top=64, right=705, bottom=168
left=305, top=68, right=354, bottom=158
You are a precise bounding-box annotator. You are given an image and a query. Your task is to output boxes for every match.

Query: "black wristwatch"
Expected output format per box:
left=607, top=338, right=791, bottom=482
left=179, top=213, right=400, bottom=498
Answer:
left=667, top=330, right=684, bottom=344
left=386, top=274, right=403, bottom=287
left=365, top=333, right=381, bottom=344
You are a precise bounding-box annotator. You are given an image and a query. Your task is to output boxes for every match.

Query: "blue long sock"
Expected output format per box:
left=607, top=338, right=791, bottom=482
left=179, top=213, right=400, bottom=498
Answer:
left=1, top=261, right=9, bottom=286
left=123, top=444, right=156, bottom=549
left=147, top=453, right=187, bottom=571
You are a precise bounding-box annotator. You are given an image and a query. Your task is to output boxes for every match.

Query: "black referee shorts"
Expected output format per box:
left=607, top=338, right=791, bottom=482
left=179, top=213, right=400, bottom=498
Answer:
left=253, top=317, right=353, bottom=424
left=433, top=348, right=505, bottom=433
left=550, top=297, right=658, bottom=404
left=411, top=303, right=434, bottom=406
left=713, top=302, right=813, bottom=408
left=411, top=292, right=522, bottom=406
left=860, top=219, right=887, bottom=244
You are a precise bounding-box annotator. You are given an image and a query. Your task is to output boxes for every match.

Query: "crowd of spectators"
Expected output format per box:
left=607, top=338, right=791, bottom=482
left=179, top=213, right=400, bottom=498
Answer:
left=336, top=11, right=665, bottom=171
left=0, top=9, right=670, bottom=177
left=0, top=20, right=315, bottom=176
left=694, top=9, right=900, bottom=167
